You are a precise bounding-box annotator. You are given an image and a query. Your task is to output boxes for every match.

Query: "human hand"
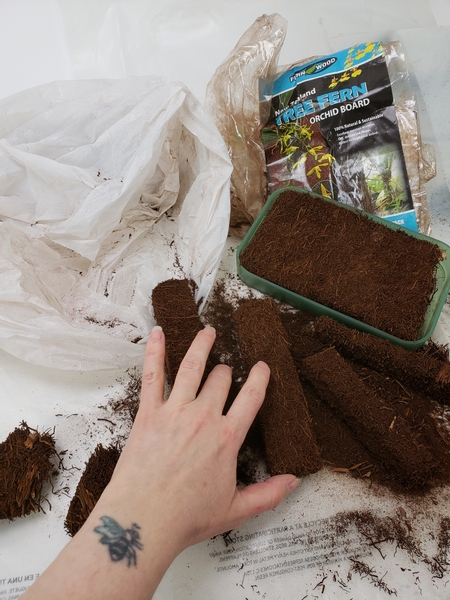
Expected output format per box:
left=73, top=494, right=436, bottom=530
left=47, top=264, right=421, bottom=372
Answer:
left=22, top=326, right=299, bottom=600
left=104, top=326, right=299, bottom=554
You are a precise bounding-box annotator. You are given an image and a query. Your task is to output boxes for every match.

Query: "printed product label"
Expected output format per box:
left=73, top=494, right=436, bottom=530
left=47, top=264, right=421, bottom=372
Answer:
left=260, top=42, right=418, bottom=231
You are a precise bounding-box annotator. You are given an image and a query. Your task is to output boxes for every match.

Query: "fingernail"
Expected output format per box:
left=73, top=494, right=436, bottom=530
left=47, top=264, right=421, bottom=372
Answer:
left=288, top=477, right=301, bottom=491
left=151, top=325, right=163, bottom=340
left=201, top=326, right=216, bottom=338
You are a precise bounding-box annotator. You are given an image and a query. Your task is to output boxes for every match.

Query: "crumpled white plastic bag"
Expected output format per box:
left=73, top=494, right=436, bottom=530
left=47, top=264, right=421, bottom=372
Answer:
left=0, top=76, right=232, bottom=370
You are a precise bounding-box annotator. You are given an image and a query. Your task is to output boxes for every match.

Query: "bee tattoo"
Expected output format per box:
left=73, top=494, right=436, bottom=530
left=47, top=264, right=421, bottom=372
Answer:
left=94, top=516, right=143, bottom=567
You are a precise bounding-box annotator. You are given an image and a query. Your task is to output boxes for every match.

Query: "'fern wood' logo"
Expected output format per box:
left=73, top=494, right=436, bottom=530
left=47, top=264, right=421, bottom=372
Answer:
left=290, top=57, right=338, bottom=84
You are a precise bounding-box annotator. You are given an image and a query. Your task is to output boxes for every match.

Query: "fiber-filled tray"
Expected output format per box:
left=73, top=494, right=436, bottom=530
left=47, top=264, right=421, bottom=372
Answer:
left=237, top=186, right=450, bottom=350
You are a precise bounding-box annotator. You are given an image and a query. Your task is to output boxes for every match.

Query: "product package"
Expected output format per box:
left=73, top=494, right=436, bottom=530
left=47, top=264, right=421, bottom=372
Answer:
left=260, top=42, right=434, bottom=233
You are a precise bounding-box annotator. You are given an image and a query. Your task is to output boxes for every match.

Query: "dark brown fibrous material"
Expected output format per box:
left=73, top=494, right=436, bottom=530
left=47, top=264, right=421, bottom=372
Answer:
left=233, top=297, right=322, bottom=477
left=203, top=279, right=246, bottom=381
left=0, top=422, right=56, bottom=521
left=314, top=315, right=450, bottom=404
left=202, top=278, right=251, bottom=410
left=302, top=347, right=438, bottom=489
left=240, top=189, right=443, bottom=341
left=303, top=379, right=377, bottom=479
left=201, top=282, right=450, bottom=491
left=65, top=444, right=121, bottom=537
left=346, top=362, right=450, bottom=488
left=152, top=278, right=204, bottom=386
left=202, top=278, right=267, bottom=483
left=279, top=307, right=450, bottom=490
left=279, top=309, right=324, bottom=368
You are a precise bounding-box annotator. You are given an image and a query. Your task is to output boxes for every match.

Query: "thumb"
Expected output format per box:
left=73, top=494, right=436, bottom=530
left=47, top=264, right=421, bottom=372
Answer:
left=232, top=475, right=300, bottom=523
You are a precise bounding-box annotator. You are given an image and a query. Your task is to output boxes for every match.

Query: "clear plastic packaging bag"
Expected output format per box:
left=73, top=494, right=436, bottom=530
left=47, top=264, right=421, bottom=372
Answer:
left=205, top=14, right=287, bottom=233
left=385, top=42, right=435, bottom=234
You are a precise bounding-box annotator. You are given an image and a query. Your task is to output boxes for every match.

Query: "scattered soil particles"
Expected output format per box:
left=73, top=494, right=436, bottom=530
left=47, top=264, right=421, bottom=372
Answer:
left=152, top=278, right=204, bottom=387
left=0, top=422, right=57, bottom=520
left=108, top=371, right=142, bottom=425
left=333, top=509, right=450, bottom=582
left=65, top=444, right=121, bottom=537
left=233, top=297, right=322, bottom=477
left=239, top=188, right=443, bottom=341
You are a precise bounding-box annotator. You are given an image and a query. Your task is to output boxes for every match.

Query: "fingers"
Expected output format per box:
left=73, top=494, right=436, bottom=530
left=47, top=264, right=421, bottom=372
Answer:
left=169, top=327, right=216, bottom=405
left=231, top=475, right=300, bottom=526
left=197, top=363, right=232, bottom=413
left=226, top=361, right=270, bottom=445
left=139, top=326, right=166, bottom=412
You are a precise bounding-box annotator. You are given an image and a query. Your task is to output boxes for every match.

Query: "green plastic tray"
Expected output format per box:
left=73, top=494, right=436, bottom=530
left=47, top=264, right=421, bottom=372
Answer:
left=236, top=186, right=450, bottom=350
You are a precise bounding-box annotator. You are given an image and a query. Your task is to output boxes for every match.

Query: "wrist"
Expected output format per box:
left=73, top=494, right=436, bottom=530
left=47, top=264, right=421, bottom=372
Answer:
left=84, top=485, right=182, bottom=592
